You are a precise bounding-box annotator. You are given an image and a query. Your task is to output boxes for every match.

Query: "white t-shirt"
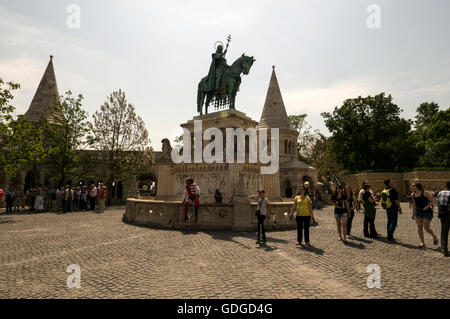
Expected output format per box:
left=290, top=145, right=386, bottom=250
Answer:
left=182, top=184, right=200, bottom=201
left=358, top=189, right=374, bottom=202
left=257, top=197, right=270, bottom=216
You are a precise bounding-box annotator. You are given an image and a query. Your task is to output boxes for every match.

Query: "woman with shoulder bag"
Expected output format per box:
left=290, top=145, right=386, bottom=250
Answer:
left=291, top=185, right=314, bottom=246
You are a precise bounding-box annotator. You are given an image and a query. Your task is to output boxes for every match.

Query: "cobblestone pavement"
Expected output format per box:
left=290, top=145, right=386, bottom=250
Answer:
left=0, top=203, right=448, bottom=299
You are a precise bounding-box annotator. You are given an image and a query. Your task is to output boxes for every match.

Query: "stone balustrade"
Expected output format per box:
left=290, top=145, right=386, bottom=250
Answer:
left=124, top=198, right=295, bottom=231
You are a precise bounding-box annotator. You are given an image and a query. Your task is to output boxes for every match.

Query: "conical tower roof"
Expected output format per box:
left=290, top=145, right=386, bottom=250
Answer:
left=25, top=55, right=59, bottom=123
left=257, top=66, right=291, bottom=129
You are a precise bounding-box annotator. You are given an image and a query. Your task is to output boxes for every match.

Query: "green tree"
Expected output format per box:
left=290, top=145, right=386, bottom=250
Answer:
left=321, top=93, right=414, bottom=172
left=288, top=114, right=319, bottom=163
left=88, top=89, right=154, bottom=204
left=418, top=108, right=450, bottom=167
left=40, top=91, right=89, bottom=186
left=308, top=134, right=346, bottom=187
left=4, top=116, right=46, bottom=179
left=0, top=78, right=46, bottom=181
left=414, top=102, right=439, bottom=132
left=0, top=78, right=20, bottom=168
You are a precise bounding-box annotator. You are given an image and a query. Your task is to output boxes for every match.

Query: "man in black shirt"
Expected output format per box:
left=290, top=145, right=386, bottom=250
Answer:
left=383, top=179, right=403, bottom=243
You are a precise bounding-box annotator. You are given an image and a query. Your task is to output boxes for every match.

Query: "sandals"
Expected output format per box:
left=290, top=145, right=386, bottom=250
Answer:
left=418, top=243, right=426, bottom=248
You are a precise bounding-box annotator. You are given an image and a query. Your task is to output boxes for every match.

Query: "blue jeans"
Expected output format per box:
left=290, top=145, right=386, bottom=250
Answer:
left=386, top=207, right=398, bottom=240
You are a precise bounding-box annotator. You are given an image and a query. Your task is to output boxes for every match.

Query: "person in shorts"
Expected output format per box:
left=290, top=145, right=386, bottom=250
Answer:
left=331, top=185, right=349, bottom=243
left=411, top=182, right=438, bottom=248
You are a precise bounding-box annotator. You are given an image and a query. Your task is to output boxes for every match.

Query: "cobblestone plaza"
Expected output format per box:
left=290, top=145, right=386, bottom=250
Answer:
left=0, top=203, right=448, bottom=299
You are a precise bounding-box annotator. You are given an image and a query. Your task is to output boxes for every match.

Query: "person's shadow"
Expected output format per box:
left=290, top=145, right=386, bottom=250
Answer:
left=256, top=242, right=277, bottom=252
left=344, top=241, right=366, bottom=249
left=299, top=244, right=324, bottom=255
left=350, top=236, right=373, bottom=244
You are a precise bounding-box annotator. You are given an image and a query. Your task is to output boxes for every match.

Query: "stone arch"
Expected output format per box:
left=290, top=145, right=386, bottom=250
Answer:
left=138, top=172, right=157, bottom=196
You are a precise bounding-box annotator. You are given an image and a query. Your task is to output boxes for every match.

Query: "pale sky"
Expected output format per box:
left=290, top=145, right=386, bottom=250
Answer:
left=1, top=0, right=449, bottom=150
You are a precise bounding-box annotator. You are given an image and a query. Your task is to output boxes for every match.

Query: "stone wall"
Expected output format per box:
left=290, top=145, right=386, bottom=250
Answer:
left=124, top=198, right=295, bottom=231
left=343, top=171, right=450, bottom=200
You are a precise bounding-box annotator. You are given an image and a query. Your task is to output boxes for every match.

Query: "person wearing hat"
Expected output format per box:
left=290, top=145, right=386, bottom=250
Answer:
left=250, top=189, right=270, bottom=244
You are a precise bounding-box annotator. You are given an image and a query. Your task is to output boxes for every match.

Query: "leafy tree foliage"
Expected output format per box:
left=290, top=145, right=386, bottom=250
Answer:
left=288, top=114, right=319, bottom=163
left=418, top=108, right=450, bottom=167
left=414, top=102, right=439, bottom=132
left=40, top=91, right=89, bottom=185
left=0, top=78, right=45, bottom=180
left=88, top=89, right=154, bottom=202
left=321, top=93, right=413, bottom=172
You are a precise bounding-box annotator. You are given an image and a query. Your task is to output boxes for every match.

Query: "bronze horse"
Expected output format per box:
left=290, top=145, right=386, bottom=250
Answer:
left=197, top=54, right=255, bottom=115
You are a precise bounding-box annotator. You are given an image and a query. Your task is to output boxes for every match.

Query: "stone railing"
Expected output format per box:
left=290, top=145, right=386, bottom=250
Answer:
left=123, top=198, right=295, bottom=231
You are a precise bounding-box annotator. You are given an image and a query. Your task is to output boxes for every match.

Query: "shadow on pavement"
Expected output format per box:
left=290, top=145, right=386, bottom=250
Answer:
left=255, top=243, right=277, bottom=252
left=344, top=241, right=366, bottom=249
left=299, top=245, right=324, bottom=255
left=350, top=236, right=373, bottom=244
left=0, top=217, right=19, bottom=224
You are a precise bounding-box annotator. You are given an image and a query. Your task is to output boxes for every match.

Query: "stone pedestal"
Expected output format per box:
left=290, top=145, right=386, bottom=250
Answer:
left=126, top=176, right=140, bottom=199
left=232, top=195, right=252, bottom=231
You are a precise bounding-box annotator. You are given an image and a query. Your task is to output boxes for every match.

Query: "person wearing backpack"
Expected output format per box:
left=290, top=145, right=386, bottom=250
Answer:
left=436, top=181, right=450, bottom=257
left=382, top=179, right=403, bottom=243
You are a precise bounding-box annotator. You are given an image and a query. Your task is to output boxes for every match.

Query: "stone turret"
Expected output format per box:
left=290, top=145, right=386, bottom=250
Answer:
left=258, top=65, right=291, bottom=129
left=258, top=66, right=318, bottom=198
left=24, top=55, right=59, bottom=123
left=257, top=66, right=299, bottom=165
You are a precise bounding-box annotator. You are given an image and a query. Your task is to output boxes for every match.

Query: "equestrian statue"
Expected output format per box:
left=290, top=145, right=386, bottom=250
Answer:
left=197, top=35, right=255, bottom=115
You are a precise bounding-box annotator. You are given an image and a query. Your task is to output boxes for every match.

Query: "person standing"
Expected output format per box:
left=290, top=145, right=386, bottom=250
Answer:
left=345, top=186, right=355, bottom=238
left=45, top=187, right=53, bottom=211
left=291, top=185, right=314, bottom=246
left=89, top=184, right=97, bottom=211
left=63, top=185, right=73, bottom=214
left=80, top=186, right=88, bottom=211
left=98, top=185, right=107, bottom=213
left=182, top=178, right=200, bottom=222
left=251, top=189, right=270, bottom=244
left=436, top=181, right=450, bottom=257
left=0, top=187, right=4, bottom=206
left=14, top=188, right=24, bottom=212
left=34, top=188, right=45, bottom=212
left=381, top=179, right=403, bottom=243
left=331, top=185, right=349, bottom=243
left=411, top=182, right=438, bottom=248
left=5, top=189, right=14, bottom=213
left=362, top=183, right=379, bottom=238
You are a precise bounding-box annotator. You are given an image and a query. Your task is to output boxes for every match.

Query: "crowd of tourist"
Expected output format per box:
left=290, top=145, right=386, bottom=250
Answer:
left=286, top=179, right=450, bottom=257
left=0, top=183, right=108, bottom=214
